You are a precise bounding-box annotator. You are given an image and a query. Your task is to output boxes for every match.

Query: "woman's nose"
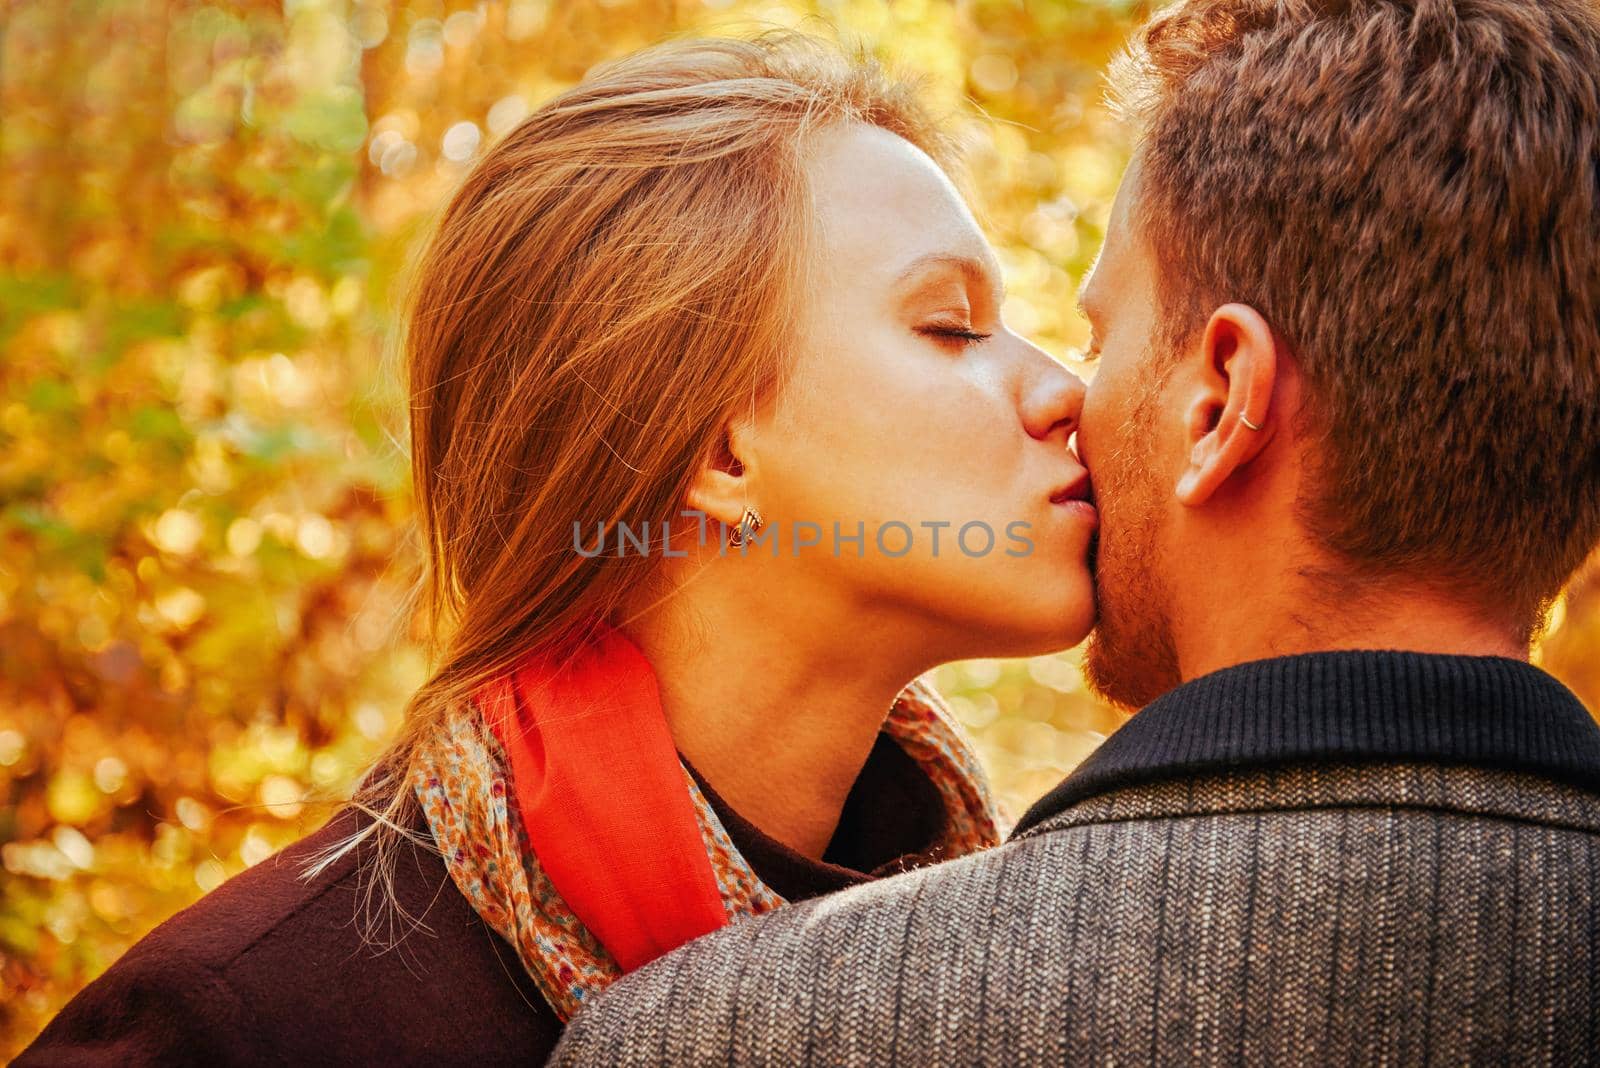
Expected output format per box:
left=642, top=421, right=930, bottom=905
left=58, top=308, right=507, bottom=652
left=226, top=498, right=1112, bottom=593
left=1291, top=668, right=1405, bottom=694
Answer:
left=1015, top=339, right=1086, bottom=444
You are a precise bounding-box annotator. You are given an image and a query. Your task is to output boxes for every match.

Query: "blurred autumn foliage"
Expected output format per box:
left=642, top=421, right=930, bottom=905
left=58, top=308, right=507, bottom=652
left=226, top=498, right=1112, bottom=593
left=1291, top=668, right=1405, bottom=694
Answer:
left=1, top=0, right=1596, bottom=1055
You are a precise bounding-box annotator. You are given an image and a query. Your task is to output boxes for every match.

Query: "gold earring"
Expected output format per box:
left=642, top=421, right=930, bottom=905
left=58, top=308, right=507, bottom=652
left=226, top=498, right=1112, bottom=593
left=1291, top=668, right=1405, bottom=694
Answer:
left=728, top=507, right=764, bottom=547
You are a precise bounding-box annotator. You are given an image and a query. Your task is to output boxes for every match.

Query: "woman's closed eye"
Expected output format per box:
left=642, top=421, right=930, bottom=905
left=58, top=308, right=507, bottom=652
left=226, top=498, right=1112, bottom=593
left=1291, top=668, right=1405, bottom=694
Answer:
left=918, top=322, right=994, bottom=347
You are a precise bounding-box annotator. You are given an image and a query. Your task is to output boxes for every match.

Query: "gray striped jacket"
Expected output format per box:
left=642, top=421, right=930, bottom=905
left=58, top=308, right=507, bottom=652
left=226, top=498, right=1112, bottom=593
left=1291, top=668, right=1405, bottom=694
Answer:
left=550, top=652, right=1600, bottom=1066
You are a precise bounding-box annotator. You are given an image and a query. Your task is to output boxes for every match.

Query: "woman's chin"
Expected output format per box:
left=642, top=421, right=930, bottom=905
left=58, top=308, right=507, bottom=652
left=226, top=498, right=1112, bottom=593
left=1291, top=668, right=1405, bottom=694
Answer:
left=1016, top=613, right=1096, bottom=657
left=953, top=586, right=1097, bottom=660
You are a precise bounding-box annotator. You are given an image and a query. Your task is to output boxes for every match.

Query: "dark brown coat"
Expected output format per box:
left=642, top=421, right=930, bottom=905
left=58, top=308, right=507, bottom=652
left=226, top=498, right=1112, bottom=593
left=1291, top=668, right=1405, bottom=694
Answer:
left=17, top=734, right=949, bottom=1066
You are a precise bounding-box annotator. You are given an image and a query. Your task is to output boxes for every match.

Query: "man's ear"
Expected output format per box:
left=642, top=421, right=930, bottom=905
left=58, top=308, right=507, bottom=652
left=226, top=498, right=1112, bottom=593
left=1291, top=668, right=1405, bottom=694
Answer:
left=682, top=414, right=759, bottom=529
left=1173, top=302, right=1279, bottom=507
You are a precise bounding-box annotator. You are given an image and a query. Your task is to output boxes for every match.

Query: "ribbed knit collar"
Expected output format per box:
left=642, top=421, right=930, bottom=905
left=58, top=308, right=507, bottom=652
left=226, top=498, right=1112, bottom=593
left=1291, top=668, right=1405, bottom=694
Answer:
left=1014, top=650, right=1600, bottom=836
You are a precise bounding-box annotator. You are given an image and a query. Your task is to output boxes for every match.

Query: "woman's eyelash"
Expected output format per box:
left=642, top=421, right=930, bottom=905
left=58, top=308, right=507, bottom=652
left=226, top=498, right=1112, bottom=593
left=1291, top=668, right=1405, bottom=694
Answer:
left=919, top=326, right=993, bottom=346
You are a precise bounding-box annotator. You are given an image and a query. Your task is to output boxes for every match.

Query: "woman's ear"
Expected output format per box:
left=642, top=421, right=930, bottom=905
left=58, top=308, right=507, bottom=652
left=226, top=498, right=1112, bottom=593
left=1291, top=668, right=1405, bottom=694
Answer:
left=1174, top=302, right=1279, bottom=507
left=682, top=415, right=758, bottom=528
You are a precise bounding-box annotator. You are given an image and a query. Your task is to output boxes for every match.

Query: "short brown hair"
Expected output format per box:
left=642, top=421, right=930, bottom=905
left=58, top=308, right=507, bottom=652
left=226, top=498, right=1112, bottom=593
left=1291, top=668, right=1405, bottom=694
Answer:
left=1114, top=0, right=1600, bottom=635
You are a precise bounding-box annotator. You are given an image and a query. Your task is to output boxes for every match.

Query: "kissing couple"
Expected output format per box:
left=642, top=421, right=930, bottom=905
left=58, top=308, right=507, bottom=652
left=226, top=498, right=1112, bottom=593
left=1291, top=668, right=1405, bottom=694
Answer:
left=23, top=0, right=1600, bottom=1064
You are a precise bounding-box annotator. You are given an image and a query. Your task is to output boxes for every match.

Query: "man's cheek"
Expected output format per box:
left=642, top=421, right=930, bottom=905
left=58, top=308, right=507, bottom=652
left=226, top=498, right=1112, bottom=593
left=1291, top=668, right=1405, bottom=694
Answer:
left=1078, top=379, right=1121, bottom=472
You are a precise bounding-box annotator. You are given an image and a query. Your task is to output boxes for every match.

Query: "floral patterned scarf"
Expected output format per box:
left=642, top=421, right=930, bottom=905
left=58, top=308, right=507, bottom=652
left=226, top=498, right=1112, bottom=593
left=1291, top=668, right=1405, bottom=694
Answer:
left=410, top=621, right=1002, bottom=1021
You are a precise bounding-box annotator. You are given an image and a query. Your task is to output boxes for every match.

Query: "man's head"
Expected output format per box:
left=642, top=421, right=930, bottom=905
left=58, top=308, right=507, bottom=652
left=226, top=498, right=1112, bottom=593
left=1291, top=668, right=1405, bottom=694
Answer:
left=1078, top=0, right=1600, bottom=708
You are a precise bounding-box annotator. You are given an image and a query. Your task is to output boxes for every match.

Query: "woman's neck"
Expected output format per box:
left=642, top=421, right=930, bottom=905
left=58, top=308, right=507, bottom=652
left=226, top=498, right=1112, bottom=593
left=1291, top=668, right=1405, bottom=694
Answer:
left=619, top=577, right=935, bottom=860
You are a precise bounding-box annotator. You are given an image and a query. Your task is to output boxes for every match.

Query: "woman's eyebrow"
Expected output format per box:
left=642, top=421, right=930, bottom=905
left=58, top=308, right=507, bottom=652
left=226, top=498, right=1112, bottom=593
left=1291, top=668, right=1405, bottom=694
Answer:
left=892, top=252, right=1004, bottom=305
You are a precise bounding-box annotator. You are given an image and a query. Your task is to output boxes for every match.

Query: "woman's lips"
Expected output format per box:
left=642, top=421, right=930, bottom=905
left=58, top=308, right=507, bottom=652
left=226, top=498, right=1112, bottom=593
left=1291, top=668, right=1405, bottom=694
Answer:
left=1049, top=471, right=1094, bottom=507
left=1049, top=473, right=1098, bottom=526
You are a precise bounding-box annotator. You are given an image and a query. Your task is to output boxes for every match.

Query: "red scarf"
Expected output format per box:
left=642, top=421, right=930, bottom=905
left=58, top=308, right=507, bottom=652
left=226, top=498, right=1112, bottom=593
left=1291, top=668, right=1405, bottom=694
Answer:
left=411, top=618, right=1002, bottom=1018
left=476, top=621, right=726, bottom=971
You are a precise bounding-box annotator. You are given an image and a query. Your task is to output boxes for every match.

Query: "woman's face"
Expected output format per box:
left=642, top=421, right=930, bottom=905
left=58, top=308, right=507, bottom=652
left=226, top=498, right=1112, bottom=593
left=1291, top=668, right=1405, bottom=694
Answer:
left=742, top=122, right=1096, bottom=660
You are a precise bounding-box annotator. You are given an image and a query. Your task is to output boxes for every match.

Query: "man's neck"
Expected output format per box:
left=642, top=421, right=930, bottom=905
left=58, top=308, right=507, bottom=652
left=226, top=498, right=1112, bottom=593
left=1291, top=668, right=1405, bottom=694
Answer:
left=1176, top=581, right=1528, bottom=685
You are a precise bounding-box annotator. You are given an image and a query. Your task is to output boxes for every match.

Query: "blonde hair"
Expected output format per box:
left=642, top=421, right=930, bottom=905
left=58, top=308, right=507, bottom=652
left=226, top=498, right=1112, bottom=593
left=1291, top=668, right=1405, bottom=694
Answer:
left=299, top=30, right=956, bottom=946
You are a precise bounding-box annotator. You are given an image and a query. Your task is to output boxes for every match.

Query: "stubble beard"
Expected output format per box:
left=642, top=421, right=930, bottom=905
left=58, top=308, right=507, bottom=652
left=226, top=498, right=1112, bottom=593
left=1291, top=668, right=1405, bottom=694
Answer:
left=1082, top=399, right=1184, bottom=711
